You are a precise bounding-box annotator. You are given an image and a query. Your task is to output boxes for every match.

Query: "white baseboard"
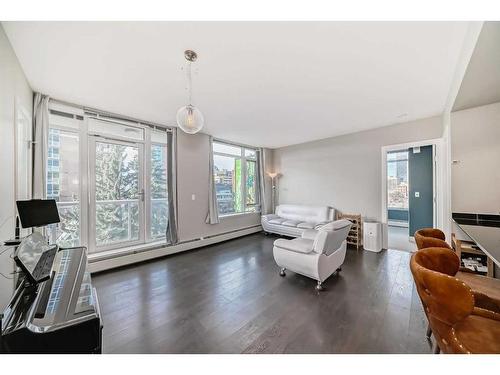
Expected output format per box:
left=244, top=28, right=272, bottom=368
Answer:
left=88, top=225, right=262, bottom=273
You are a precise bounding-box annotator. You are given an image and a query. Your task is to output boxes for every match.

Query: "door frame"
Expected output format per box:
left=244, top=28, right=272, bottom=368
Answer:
left=381, top=138, right=444, bottom=250
left=88, top=135, right=146, bottom=253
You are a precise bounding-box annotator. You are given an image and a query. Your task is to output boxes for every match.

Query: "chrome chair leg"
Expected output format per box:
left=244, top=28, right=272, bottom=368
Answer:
left=316, top=281, right=324, bottom=291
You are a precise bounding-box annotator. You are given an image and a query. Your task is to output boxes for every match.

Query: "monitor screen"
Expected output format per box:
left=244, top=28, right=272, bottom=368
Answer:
left=16, top=199, right=60, bottom=228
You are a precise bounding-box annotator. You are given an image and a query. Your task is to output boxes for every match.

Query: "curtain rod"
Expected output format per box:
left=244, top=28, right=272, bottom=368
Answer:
left=49, top=97, right=174, bottom=132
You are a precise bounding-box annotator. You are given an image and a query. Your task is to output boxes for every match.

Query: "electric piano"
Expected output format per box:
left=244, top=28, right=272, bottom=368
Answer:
left=0, top=235, right=102, bottom=354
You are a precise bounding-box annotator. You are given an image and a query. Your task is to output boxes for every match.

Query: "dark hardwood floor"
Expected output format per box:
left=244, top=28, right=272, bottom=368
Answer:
left=93, top=233, right=432, bottom=354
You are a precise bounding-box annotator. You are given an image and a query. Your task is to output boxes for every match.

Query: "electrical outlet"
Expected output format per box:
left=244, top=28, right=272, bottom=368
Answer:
left=415, top=192, right=420, bottom=198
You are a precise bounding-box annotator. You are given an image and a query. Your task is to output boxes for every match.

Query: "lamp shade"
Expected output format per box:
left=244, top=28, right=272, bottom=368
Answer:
left=267, top=172, right=278, bottom=178
left=176, top=105, right=204, bottom=134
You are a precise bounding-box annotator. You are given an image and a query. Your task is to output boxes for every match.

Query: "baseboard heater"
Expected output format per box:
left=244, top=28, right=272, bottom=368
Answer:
left=88, top=225, right=262, bottom=273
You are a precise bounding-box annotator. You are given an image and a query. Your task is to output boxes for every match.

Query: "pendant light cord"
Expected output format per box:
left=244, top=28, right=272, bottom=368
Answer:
left=186, top=60, right=192, bottom=106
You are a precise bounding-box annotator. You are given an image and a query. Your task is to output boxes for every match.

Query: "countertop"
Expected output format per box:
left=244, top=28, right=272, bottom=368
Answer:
left=453, top=213, right=500, bottom=268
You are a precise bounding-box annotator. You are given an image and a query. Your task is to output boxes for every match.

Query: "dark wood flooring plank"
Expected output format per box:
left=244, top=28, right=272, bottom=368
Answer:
left=93, top=233, right=431, bottom=354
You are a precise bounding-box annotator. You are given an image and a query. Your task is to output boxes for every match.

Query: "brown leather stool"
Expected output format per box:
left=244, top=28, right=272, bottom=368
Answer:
left=410, top=247, right=500, bottom=353
left=414, top=228, right=500, bottom=314
left=415, top=228, right=447, bottom=250
left=414, top=228, right=452, bottom=338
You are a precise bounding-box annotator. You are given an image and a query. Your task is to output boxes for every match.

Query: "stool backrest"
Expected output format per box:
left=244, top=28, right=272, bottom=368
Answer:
left=314, top=219, right=352, bottom=255
left=410, top=247, right=474, bottom=353
left=414, top=228, right=450, bottom=249
left=415, top=236, right=451, bottom=251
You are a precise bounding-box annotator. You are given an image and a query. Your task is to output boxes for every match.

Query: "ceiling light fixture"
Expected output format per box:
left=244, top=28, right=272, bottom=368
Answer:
left=176, top=50, right=204, bottom=134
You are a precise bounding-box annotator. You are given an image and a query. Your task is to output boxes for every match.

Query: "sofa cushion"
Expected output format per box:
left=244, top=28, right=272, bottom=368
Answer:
left=297, top=222, right=315, bottom=229
left=275, top=204, right=333, bottom=224
left=274, top=238, right=315, bottom=254
left=262, top=214, right=280, bottom=222
left=282, top=220, right=301, bottom=227
left=269, top=218, right=287, bottom=225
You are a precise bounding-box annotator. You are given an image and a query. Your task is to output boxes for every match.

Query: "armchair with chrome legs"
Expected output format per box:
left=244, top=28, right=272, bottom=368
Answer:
left=272, top=219, right=352, bottom=291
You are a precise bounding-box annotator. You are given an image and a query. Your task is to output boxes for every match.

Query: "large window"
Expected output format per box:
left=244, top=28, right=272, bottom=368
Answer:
left=212, top=141, right=259, bottom=216
left=46, top=127, right=81, bottom=248
left=387, top=150, right=409, bottom=209
left=46, top=107, right=170, bottom=254
left=93, top=140, right=141, bottom=247
left=150, top=143, right=168, bottom=240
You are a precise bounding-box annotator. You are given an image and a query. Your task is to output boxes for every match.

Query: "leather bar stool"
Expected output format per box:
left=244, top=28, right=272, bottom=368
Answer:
left=410, top=247, right=500, bottom=353
left=414, top=228, right=453, bottom=338
left=414, top=228, right=500, bottom=314
left=415, top=228, right=447, bottom=250
left=412, top=240, right=500, bottom=341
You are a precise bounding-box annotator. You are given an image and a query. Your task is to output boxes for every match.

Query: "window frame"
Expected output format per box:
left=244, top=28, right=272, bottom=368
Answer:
left=147, top=137, right=169, bottom=242
left=46, top=116, right=83, bottom=247
left=387, top=151, right=409, bottom=210
left=212, top=140, right=260, bottom=217
left=45, top=104, right=171, bottom=254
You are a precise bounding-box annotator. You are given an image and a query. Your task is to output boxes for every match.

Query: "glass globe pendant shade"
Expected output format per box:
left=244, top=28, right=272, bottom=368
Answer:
left=176, top=104, right=204, bottom=134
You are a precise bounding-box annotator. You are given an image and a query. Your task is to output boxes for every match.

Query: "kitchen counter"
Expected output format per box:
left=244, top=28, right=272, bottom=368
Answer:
left=453, top=213, right=500, bottom=268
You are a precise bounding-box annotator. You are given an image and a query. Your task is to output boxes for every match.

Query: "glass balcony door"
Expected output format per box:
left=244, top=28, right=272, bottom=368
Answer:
left=89, top=136, right=145, bottom=253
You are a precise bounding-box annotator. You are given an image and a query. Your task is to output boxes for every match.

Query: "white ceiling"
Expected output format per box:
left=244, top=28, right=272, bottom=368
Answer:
left=453, top=22, right=500, bottom=112
left=3, top=22, right=470, bottom=148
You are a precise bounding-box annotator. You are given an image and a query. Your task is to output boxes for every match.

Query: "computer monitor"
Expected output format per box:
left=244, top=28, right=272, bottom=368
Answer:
left=16, top=199, right=60, bottom=229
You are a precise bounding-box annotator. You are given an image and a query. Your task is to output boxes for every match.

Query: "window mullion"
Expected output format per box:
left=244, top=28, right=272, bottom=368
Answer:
left=242, top=154, right=247, bottom=213
left=144, top=127, right=152, bottom=242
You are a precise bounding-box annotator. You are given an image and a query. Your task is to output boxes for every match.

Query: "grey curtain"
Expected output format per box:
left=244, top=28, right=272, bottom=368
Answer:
left=206, top=136, right=220, bottom=224
left=166, top=129, right=179, bottom=244
left=32, top=93, right=50, bottom=198
left=257, top=148, right=269, bottom=215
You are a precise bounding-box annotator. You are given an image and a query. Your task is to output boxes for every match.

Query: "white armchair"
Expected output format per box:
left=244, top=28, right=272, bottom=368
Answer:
left=272, top=219, right=352, bottom=290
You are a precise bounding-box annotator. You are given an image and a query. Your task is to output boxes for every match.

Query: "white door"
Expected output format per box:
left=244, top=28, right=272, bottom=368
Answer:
left=89, top=136, right=145, bottom=253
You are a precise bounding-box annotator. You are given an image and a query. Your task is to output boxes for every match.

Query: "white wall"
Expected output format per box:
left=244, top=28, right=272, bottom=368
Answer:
left=176, top=130, right=272, bottom=242
left=0, top=23, right=270, bottom=262
left=272, top=116, right=443, bottom=224
left=451, top=101, right=500, bottom=214
left=0, top=25, right=32, bottom=242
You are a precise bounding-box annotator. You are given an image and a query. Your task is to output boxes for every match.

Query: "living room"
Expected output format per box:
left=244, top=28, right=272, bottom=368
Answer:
left=1, top=1, right=500, bottom=373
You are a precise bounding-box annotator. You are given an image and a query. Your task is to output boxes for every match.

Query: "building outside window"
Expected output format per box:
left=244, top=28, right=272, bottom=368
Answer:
left=212, top=141, right=259, bottom=215
left=387, top=150, right=409, bottom=209
left=46, top=127, right=80, bottom=247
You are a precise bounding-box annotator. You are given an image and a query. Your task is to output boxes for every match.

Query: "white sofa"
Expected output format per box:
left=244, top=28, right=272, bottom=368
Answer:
left=261, top=204, right=335, bottom=237
left=273, top=219, right=352, bottom=290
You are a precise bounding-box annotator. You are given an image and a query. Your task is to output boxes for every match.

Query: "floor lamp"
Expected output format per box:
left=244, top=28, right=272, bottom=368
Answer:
left=267, top=172, right=279, bottom=213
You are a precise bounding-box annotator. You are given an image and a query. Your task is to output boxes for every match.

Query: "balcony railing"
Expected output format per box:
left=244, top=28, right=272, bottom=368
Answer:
left=50, top=198, right=168, bottom=252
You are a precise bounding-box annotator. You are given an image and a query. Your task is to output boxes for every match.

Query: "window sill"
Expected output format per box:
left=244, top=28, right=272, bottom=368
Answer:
left=219, top=211, right=261, bottom=219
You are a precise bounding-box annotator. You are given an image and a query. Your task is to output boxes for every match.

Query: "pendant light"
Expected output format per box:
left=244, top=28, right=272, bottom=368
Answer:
left=176, top=50, right=204, bottom=134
